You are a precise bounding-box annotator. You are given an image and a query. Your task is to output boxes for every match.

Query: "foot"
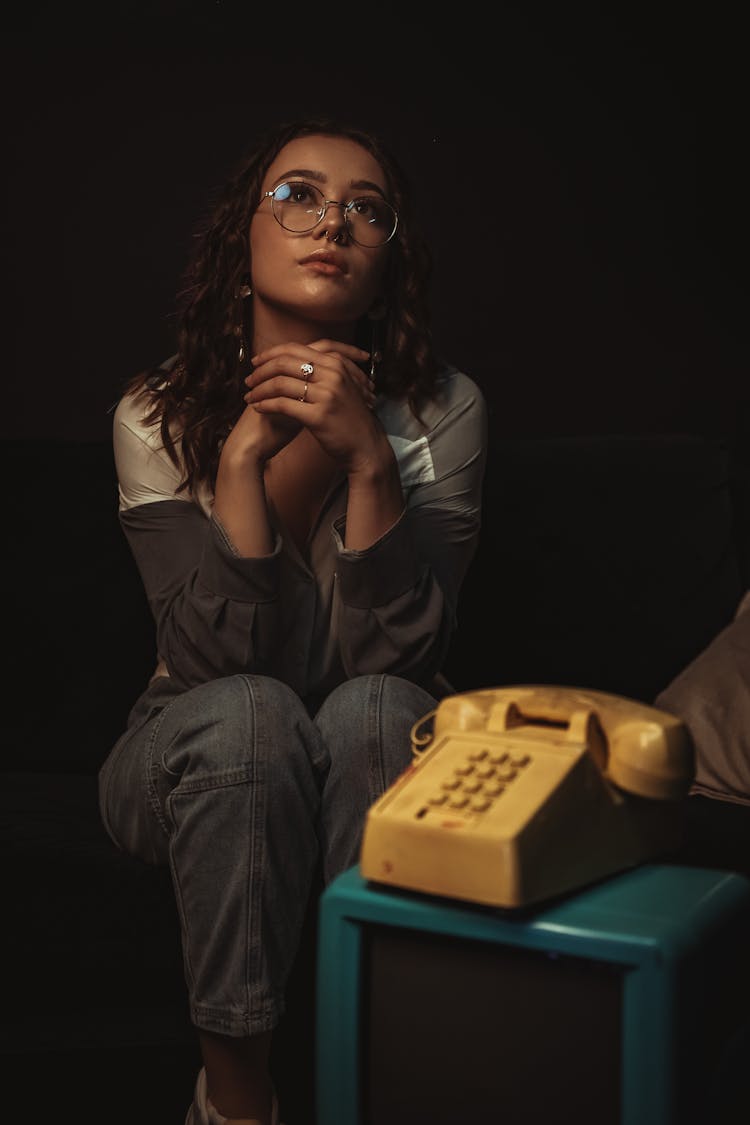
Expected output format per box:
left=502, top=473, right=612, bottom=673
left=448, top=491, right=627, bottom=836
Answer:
left=186, top=1067, right=281, bottom=1125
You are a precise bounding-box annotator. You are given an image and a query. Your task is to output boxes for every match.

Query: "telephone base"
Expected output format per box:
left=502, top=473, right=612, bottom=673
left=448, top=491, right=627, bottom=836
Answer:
left=360, top=688, right=693, bottom=909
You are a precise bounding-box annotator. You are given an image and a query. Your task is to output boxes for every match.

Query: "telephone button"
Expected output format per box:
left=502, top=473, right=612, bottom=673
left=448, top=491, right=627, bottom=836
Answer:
left=440, top=778, right=461, bottom=791
left=475, top=766, right=495, bottom=779
left=463, top=780, right=482, bottom=794
left=510, top=752, right=530, bottom=767
left=468, top=748, right=489, bottom=761
left=454, top=764, right=474, bottom=776
left=448, top=796, right=469, bottom=810
left=489, top=750, right=510, bottom=765
left=484, top=782, right=505, bottom=797
left=497, top=764, right=517, bottom=781
left=428, top=793, right=448, bottom=806
left=471, top=798, right=492, bottom=812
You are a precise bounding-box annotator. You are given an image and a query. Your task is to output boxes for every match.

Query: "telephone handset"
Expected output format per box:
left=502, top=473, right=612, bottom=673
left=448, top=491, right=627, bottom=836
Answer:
left=359, top=685, right=695, bottom=909
left=425, top=684, right=693, bottom=800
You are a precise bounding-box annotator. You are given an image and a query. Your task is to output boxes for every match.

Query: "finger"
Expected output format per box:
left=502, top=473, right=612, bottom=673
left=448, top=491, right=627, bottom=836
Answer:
left=246, top=351, right=374, bottom=412
left=245, top=376, right=375, bottom=413
left=246, top=358, right=321, bottom=390
left=247, top=352, right=369, bottom=395
left=306, top=340, right=375, bottom=396
left=245, top=375, right=315, bottom=404
left=245, top=395, right=314, bottom=421
left=308, top=340, right=372, bottom=362
left=251, top=341, right=370, bottom=368
left=307, top=346, right=374, bottom=396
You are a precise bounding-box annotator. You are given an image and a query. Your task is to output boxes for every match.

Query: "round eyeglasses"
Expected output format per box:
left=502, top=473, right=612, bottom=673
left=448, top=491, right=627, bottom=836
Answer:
left=262, top=180, right=399, bottom=247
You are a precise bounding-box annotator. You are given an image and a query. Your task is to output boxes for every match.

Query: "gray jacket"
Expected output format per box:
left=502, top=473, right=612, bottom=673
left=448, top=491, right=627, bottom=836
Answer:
left=113, top=362, right=488, bottom=709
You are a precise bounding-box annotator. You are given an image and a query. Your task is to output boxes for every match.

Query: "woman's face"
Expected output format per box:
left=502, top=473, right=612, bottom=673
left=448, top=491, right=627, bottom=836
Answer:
left=249, top=133, right=393, bottom=343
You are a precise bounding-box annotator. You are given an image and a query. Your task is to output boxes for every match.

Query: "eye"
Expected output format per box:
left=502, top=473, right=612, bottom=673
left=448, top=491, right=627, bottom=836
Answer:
left=275, top=181, right=318, bottom=206
left=350, top=196, right=381, bottom=222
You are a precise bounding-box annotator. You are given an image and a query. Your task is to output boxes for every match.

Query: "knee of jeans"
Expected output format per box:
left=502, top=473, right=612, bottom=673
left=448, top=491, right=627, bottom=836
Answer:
left=316, top=674, right=432, bottom=780
left=316, top=674, right=382, bottom=720
left=317, top=674, right=434, bottom=733
left=157, top=673, right=310, bottom=779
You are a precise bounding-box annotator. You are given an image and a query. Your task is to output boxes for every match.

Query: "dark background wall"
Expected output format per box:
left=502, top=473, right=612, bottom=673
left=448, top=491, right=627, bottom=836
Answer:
left=1, top=2, right=746, bottom=445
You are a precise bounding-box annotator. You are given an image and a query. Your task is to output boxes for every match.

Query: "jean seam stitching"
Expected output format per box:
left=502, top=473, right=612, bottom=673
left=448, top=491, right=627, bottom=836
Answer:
left=368, top=673, right=387, bottom=802
left=240, top=673, right=266, bottom=1029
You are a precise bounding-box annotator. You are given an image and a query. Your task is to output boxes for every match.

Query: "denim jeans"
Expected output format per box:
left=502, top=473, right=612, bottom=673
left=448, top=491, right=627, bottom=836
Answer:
left=98, top=672, right=437, bottom=1037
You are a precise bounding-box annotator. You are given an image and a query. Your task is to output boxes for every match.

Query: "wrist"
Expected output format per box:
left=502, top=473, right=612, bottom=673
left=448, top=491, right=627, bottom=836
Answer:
left=219, top=440, right=266, bottom=481
left=347, top=436, right=398, bottom=490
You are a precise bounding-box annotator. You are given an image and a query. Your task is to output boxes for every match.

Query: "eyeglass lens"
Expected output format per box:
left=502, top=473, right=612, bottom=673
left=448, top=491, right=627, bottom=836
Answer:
left=270, top=181, right=397, bottom=246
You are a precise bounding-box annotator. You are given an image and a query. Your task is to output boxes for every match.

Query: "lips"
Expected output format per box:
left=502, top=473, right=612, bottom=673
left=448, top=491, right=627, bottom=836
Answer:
left=299, top=250, right=347, bottom=275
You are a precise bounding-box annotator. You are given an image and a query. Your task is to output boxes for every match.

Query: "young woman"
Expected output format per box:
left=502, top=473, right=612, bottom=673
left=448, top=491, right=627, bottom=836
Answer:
left=98, top=117, right=487, bottom=1125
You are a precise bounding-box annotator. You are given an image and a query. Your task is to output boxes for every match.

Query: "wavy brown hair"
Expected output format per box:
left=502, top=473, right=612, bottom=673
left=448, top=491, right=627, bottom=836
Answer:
left=126, top=117, right=440, bottom=496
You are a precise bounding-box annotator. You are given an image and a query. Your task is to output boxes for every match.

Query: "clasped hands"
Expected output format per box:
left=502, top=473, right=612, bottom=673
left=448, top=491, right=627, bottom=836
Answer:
left=241, top=339, right=382, bottom=471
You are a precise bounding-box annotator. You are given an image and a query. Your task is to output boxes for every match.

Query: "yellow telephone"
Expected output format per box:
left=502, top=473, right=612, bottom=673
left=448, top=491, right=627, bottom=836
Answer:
left=359, top=685, right=695, bottom=909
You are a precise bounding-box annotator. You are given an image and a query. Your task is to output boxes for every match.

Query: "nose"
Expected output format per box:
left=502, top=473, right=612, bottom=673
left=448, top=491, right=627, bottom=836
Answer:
left=317, top=199, right=348, bottom=242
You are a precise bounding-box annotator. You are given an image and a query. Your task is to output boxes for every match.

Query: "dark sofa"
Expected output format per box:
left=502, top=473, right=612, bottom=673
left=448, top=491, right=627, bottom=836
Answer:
left=2, top=431, right=748, bottom=1124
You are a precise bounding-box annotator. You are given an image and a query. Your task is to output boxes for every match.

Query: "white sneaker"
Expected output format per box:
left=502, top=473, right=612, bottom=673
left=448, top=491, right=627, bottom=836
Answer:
left=184, top=1067, right=214, bottom=1125
left=185, top=1066, right=281, bottom=1125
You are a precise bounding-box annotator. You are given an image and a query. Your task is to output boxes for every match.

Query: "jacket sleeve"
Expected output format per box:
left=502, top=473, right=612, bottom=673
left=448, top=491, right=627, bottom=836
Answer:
left=333, top=375, right=488, bottom=687
left=119, top=501, right=282, bottom=690
left=114, top=397, right=282, bottom=690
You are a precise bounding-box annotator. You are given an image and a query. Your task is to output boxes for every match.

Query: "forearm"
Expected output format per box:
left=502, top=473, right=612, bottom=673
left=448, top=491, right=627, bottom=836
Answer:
left=345, top=434, right=404, bottom=550
left=213, top=446, right=274, bottom=557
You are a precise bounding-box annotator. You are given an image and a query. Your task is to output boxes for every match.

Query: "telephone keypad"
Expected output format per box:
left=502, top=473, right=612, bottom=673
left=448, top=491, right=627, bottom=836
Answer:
left=426, top=743, right=531, bottom=818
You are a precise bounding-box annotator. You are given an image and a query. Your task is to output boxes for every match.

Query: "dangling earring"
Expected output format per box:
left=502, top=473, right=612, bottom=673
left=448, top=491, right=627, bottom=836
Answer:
left=369, top=331, right=382, bottom=382
left=367, top=298, right=387, bottom=384
left=235, top=275, right=252, bottom=363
